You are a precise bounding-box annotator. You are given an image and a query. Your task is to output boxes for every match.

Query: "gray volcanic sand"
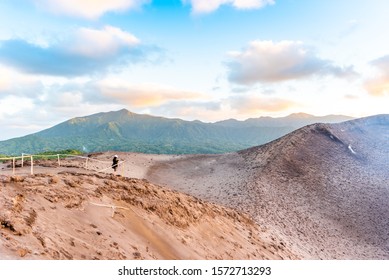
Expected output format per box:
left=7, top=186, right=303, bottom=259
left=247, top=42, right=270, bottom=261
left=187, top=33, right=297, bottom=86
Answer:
left=145, top=117, right=389, bottom=259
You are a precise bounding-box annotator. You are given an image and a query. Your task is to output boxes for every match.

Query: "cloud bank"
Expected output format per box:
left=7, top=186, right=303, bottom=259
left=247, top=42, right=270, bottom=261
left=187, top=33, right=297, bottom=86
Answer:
left=0, top=26, right=155, bottom=77
left=227, top=40, right=356, bottom=85
left=98, top=80, right=206, bottom=107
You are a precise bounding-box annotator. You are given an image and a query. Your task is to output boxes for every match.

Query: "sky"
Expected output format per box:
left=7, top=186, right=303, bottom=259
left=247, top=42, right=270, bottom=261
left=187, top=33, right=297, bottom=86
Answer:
left=0, top=0, right=389, bottom=140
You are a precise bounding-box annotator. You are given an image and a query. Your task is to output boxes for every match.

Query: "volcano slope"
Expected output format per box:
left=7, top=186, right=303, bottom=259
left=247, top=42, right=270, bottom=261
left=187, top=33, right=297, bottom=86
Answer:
left=146, top=115, right=389, bottom=259
left=0, top=171, right=296, bottom=260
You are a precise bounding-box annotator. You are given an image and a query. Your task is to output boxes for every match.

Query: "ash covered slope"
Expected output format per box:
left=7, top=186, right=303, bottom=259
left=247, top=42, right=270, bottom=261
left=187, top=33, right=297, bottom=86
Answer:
left=0, top=172, right=295, bottom=260
left=147, top=114, right=389, bottom=259
left=240, top=114, right=389, bottom=259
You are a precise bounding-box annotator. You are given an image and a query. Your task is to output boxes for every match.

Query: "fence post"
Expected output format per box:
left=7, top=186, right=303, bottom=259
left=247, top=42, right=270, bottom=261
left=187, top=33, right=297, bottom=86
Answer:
left=12, top=157, right=15, bottom=175
left=30, top=155, right=34, bottom=175
left=57, top=154, right=60, bottom=167
left=21, top=153, right=24, bottom=167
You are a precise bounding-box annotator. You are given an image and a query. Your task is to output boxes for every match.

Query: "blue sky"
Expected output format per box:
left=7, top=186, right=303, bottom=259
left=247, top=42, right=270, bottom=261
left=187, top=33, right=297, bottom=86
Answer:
left=0, top=0, right=388, bottom=140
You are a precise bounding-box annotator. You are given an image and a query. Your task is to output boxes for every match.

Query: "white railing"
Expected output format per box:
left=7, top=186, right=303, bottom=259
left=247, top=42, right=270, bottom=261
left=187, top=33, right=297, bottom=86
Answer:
left=0, top=153, right=126, bottom=176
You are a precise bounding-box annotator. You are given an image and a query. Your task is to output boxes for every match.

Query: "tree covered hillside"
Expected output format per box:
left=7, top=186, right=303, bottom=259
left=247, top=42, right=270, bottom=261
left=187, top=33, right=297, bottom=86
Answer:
left=0, top=109, right=352, bottom=155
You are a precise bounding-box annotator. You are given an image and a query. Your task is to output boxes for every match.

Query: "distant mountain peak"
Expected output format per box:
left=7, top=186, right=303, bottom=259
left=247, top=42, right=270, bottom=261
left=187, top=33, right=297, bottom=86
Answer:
left=287, top=112, right=314, bottom=118
left=110, top=108, right=132, bottom=115
left=117, top=108, right=131, bottom=114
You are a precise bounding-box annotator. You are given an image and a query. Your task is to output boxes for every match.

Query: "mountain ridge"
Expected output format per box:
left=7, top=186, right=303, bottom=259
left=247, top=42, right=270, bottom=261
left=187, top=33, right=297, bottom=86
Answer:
left=215, top=112, right=353, bottom=128
left=0, top=109, right=354, bottom=155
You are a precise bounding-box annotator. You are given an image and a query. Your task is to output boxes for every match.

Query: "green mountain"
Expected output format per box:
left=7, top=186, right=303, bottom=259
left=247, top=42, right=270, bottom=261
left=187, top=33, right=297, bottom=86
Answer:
left=0, top=109, right=353, bottom=155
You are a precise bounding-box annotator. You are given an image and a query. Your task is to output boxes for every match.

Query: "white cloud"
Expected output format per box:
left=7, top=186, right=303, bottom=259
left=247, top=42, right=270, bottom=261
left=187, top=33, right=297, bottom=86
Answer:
left=67, top=26, right=140, bottom=58
left=33, top=0, right=150, bottom=19
left=184, top=0, right=274, bottom=14
left=227, top=40, right=356, bottom=85
left=232, top=0, right=274, bottom=9
left=0, top=96, right=34, bottom=120
left=0, top=26, right=152, bottom=77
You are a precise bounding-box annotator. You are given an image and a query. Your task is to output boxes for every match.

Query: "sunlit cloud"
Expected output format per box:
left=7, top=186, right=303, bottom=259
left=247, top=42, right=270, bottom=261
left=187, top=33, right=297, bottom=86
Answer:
left=0, top=26, right=156, bottom=77
left=147, top=94, right=297, bottom=122
left=183, top=0, right=274, bottom=14
left=68, top=26, right=140, bottom=58
left=227, top=40, right=356, bottom=85
left=33, top=0, right=150, bottom=19
left=364, top=55, right=389, bottom=96
left=0, top=66, right=43, bottom=98
left=229, top=95, right=296, bottom=114
left=98, top=80, right=207, bottom=107
left=364, top=77, right=389, bottom=97
left=0, top=68, right=11, bottom=91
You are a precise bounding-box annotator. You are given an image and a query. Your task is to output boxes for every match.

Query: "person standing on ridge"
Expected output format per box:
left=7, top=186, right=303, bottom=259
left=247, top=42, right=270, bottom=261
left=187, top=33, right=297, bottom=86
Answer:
left=112, top=155, right=119, bottom=172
